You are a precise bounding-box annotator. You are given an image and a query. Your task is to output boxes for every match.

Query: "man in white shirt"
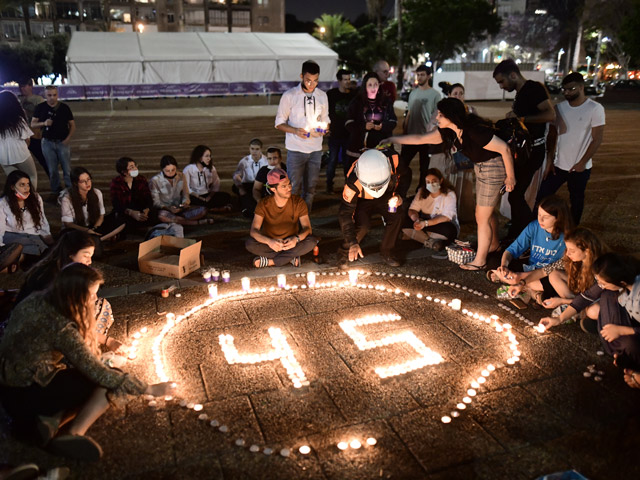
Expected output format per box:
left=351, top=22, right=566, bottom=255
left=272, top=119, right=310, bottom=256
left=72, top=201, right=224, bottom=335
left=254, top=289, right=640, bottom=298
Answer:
left=232, top=138, right=268, bottom=217
left=275, top=60, right=330, bottom=212
left=537, top=72, right=605, bottom=225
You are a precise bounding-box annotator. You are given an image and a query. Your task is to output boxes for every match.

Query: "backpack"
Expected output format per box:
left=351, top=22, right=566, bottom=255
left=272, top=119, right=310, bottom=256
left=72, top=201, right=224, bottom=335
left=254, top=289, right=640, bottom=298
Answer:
left=493, top=118, right=532, bottom=168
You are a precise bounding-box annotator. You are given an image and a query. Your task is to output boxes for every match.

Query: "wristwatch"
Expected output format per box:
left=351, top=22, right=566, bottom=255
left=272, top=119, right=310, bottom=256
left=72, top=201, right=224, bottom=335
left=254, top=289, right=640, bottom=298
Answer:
left=424, top=219, right=429, bottom=227
left=295, top=235, right=301, bottom=243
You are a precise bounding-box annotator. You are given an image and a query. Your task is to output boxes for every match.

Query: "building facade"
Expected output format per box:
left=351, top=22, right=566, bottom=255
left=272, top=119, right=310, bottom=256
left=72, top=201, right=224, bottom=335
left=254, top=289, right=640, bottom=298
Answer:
left=0, top=0, right=284, bottom=41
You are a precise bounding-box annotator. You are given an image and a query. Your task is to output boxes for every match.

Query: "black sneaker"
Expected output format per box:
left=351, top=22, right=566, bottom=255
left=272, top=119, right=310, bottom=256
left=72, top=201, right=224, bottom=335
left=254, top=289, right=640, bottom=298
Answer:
left=48, top=434, right=103, bottom=462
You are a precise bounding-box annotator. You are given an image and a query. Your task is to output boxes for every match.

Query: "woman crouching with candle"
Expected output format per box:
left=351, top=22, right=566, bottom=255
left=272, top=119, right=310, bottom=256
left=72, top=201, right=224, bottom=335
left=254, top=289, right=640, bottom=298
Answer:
left=540, top=253, right=640, bottom=388
left=0, top=264, right=174, bottom=461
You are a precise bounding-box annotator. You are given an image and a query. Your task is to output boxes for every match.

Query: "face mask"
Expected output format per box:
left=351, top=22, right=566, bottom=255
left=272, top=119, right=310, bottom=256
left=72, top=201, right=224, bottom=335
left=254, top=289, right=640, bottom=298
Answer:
left=15, top=191, right=30, bottom=200
left=129, top=169, right=139, bottom=178
left=163, top=172, right=177, bottom=180
left=426, top=183, right=441, bottom=194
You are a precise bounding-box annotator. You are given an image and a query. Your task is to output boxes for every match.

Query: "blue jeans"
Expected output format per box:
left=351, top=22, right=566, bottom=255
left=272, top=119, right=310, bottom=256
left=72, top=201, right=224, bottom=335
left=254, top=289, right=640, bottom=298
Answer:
left=326, top=136, right=349, bottom=189
left=536, top=167, right=591, bottom=225
left=286, top=150, right=322, bottom=211
left=41, top=138, right=71, bottom=193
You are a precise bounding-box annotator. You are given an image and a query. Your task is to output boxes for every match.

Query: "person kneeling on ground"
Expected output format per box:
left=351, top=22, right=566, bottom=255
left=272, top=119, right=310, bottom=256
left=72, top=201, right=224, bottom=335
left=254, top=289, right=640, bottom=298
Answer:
left=338, top=148, right=404, bottom=268
left=540, top=253, right=640, bottom=389
left=402, top=168, right=459, bottom=251
left=0, top=264, right=174, bottom=461
left=246, top=168, right=318, bottom=268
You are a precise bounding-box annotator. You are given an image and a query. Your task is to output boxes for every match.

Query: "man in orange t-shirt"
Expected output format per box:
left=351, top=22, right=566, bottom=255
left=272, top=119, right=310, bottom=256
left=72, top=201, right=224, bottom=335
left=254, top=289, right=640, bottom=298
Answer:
left=246, top=169, right=318, bottom=268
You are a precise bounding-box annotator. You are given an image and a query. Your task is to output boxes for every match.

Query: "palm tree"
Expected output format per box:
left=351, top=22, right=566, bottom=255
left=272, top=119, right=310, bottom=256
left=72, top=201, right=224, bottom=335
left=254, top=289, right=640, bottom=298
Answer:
left=312, top=13, right=355, bottom=48
left=366, top=0, right=386, bottom=41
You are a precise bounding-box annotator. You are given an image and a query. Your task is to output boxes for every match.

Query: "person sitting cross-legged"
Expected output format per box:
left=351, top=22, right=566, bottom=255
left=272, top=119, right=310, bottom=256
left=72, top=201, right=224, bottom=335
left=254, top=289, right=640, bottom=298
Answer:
left=246, top=168, right=318, bottom=268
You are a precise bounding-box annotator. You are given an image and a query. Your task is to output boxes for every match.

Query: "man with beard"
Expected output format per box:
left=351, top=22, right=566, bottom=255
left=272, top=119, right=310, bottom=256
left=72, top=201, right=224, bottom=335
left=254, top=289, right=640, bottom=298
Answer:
left=275, top=60, right=330, bottom=212
left=536, top=72, right=605, bottom=225
left=397, top=65, right=440, bottom=197
left=493, top=59, right=555, bottom=241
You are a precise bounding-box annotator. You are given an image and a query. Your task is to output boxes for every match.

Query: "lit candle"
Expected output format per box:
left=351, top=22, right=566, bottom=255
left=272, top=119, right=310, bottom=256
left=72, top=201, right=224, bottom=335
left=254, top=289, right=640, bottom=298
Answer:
left=222, top=270, right=230, bottom=283
left=277, top=274, right=286, bottom=288
left=349, top=440, right=361, bottom=449
left=208, top=284, right=218, bottom=298
left=441, top=416, right=452, bottom=423
left=203, top=271, right=212, bottom=282
left=348, top=270, right=359, bottom=284
left=212, top=269, right=220, bottom=282
left=307, top=271, right=316, bottom=287
left=337, top=441, right=349, bottom=450
left=299, top=445, right=311, bottom=454
left=241, top=277, right=251, bottom=291
left=366, top=437, right=377, bottom=446
left=387, top=196, right=399, bottom=213
left=451, top=299, right=462, bottom=311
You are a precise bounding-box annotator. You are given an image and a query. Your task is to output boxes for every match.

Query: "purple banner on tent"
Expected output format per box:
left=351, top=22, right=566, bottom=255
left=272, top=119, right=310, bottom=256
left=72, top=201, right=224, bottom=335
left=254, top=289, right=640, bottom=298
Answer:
left=111, top=85, right=138, bottom=98
left=59, top=85, right=86, bottom=99
left=201, top=83, right=230, bottom=96
left=230, top=82, right=275, bottom=95
left=85, top=85, right=111, bottom=99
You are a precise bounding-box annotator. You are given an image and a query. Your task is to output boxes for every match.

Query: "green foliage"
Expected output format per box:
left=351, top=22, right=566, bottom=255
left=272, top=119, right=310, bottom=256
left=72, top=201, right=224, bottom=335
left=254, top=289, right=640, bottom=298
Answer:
left=49, top=34, right=70, bottom=77
left=312, top=13, right=355, bottom=48
left=332, top=23, right=396, bottom=75
left=0, top=37, right=53, bottom=83
left=402, top=0, right=501, bottom=66
left=619, top=0, right=640, bottom=65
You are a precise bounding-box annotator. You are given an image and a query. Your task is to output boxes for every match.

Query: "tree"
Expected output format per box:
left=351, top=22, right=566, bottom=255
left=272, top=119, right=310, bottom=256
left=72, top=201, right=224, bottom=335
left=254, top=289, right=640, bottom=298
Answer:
left=402, top=0, right=501, bottom=68
left=500, top=13, right=561, bottom=61
left=49, top=33, right=69, bottom=77
left=0, top=38, right=53, bottom=82
left=312, top=13, right=355, bottom=48
left=366, top=0, right=387, bottom=41
left=619, top=0, right=640, bottom=65
left=332, top=23, right=397, bottom=75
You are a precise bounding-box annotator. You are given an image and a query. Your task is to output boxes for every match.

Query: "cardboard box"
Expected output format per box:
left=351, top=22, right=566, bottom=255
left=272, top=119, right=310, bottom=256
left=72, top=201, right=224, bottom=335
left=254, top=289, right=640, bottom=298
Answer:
left=138, top=235, right=201, bottom=279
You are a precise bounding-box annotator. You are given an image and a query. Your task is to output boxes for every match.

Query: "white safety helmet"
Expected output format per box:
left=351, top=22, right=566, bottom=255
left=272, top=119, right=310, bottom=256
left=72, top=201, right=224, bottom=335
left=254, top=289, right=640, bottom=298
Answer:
left=355, top=149, right=392, bottom=198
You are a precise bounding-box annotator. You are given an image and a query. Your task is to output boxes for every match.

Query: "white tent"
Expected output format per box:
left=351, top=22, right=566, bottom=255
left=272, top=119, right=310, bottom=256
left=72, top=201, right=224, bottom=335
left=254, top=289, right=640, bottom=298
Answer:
left=66, top=31, right=338, bottom=86
left=66, top=32, right=143, bottom=85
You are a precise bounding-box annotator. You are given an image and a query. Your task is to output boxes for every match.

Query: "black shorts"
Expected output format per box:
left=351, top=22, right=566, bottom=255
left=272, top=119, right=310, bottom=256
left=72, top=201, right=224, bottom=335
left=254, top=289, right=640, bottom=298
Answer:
left=540, top=276, right=558, bottom=301
left=0, top=368, right=96, bottom=421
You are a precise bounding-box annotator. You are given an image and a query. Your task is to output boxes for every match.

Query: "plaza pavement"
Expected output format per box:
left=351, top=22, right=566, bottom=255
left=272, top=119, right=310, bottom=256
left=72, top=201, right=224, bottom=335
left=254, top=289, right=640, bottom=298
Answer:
left=1, top=100, right=640, bottom=479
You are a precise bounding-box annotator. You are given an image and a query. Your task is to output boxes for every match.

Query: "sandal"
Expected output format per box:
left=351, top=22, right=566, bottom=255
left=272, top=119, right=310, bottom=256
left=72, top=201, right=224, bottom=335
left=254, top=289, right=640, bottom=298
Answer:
left=290, top=256, right=301, bottom=267
left=459, top=262, right=487, bottom=271
left=253, top=256, right=270, bottom=268
left=48, top=434, right=103, bottom=462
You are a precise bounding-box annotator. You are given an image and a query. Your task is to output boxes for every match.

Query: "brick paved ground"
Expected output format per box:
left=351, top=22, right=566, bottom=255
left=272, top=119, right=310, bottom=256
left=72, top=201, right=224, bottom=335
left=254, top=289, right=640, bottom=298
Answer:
left=1, top=100, right=639, bottom=479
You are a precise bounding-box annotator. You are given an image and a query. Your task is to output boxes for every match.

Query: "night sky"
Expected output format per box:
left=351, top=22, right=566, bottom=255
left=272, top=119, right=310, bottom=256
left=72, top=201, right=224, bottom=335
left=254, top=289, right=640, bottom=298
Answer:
left=286, top=0, right=392, bottom=22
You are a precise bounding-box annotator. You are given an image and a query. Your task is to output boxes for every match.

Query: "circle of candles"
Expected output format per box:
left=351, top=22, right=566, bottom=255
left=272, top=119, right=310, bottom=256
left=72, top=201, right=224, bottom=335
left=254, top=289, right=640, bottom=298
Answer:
left=467, top=389, right=477, bottom=396
left=193, top=404, right=203, bottom=411
left=277, top=274, right=286, bottom=288
left=337, top=441, right=349, bottom=450
left=222, top=270, right=230, bottom=283
left=299, top=445, right=311, bottom=455
left=441, top=416, right=452, bottom=423
left=280, top=448, right=291, bottom=457
left=349, top=440, right=361, bottom=449
left=348, top=270, right=359, bottom=284
left=249, top=445, right=260, bottom=453
left=263, top=448, right=273, bottom=455
left=462, top=396, right=472, bottom=404
left=451, top=299, right=462, bottom=310
left=470, top=381, right=480, bottom=389
left=366, top=437, right=377, bottom=446
left=241, top=277, right=251, bottom=291
left=457, top=403, right=466, bottom=410
left=307, top=271, right=316, bottom=287
left=451, top=411, right=460, bottom=418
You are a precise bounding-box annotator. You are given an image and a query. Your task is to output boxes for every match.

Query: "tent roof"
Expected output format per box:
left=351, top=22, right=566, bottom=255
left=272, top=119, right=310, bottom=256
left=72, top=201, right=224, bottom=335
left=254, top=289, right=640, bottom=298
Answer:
left=199, top=32, right=274, bottom=60
left=66, top=32, right=142, bottom=62
left=254, top=33, right=336, bottom=59
left=138, top=32, right=212, bottom=61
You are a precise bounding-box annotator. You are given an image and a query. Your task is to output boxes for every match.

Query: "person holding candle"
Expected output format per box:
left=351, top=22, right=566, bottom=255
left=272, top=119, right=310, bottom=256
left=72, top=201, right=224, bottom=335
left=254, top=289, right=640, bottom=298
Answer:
left=275, top=60, right=330, bottom=212
left=0, top=171, right=53, bottom=261
left=149, top=155, right=211, bottom=226
left=109, top=156, right=154, bottom=234
left=487, top=195, right=573, bottom=305
left=0, top=264, right=174, bottom=460
left=344, top=72, right=397, bottom=175
left=386, top=97, right=516, bottom=271
left=540, top=253, right=640, bottom=388
left=246, top=168, right=318, bottom=268
left=337, top=148, right=404, bottom=269
left=402, top=168, right=459, bottom=251
left=60, top=167, right=126, bottom=247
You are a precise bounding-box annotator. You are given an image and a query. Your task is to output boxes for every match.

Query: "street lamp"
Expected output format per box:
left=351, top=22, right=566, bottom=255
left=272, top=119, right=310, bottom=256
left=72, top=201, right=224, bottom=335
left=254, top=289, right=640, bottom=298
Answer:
left=557, top=48, right=565, bottom=74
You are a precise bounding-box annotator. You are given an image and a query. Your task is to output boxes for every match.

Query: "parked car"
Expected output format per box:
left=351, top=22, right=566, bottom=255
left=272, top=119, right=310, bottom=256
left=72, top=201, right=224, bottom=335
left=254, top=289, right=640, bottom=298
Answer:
left=610, top=79, right=640, bottom=90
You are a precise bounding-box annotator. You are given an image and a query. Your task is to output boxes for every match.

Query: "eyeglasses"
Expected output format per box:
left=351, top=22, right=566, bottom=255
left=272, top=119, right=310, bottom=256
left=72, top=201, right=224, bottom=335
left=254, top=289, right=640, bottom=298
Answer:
left=561, top=86, right=578, bottom=92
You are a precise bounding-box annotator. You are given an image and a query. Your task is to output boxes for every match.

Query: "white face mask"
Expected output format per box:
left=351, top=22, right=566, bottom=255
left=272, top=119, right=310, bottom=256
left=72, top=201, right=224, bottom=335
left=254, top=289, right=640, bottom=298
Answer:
left=426, top=182, right=441, bottom=194
left=15, top=191, right=30, bottom=200
left=129, top=169, right=139, bottom=178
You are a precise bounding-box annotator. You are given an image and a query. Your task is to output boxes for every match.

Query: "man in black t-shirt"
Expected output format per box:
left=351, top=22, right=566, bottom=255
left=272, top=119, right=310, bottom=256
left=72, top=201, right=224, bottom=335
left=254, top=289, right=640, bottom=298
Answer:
left=253, top=147, right=287, bottom=203
left=493, top=59, right=555, bottom=240
left=32, top=86, right=75, bottom=194
left=326, top=69, right=356, bottom=193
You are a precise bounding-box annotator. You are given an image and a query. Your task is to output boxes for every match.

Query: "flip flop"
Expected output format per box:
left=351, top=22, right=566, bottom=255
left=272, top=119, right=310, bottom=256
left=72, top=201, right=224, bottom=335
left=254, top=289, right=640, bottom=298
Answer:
left=253, top=256, right=270, bottom=268
left=485, top=270, right=501, bottom=283
left=459, top=262, right=487, bottom=271
left=290, top=256, right=301, bottom=267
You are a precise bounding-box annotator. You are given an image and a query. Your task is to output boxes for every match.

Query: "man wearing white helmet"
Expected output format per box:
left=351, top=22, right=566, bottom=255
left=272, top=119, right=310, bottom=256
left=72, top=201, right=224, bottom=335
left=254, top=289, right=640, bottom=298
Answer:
left=338, top=148, right=404, bottom=268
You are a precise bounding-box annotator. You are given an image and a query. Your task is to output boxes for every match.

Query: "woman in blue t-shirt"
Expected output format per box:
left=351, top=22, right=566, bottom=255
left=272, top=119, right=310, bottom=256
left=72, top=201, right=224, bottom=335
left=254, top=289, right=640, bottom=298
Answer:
left=489, top=195, right=573, bottom=303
